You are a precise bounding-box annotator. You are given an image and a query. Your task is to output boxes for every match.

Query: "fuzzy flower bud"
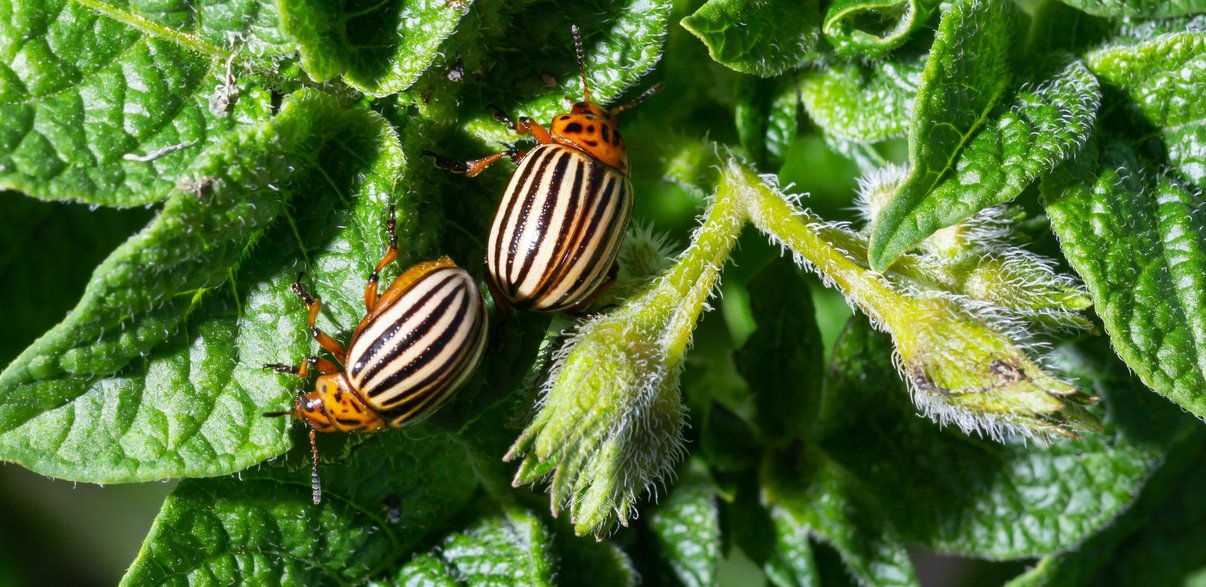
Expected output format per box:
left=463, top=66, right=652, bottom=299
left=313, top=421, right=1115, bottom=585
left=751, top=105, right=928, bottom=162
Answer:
left=857, top=164, right=1092, bottom=330
left=731, top=157, right=1102, bottom=439
left=506, top=186, right=745, bottom=537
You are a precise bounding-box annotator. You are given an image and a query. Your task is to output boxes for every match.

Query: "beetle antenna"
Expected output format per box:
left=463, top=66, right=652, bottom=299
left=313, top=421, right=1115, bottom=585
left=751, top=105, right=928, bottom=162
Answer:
left=262, top=409, right=292, bottom=418
left=309, top=427, right=322, bottom=505
left=572, top=24, right=591, bottom=103
left=611, top=82, right=664, bottom=115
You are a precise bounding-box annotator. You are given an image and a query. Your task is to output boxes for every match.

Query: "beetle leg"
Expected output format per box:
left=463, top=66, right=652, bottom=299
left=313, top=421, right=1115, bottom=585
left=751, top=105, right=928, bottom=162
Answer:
left=309, top=427, right=323, bottom=505
left=263, top=356, right=341, bottom=377
left=291, top=274, right=348, bottom=363
left=365, top=204, right=400, bottom=313
left=515, top=116, right=554, bottom=144
left=425, top=149, right=527, bottom=178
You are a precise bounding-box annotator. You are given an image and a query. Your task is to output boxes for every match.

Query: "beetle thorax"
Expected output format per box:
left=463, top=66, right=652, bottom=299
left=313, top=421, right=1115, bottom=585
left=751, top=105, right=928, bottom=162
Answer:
left=550, top=102, right=628, bottom=175
left=295, top=373, right=386, bottom=433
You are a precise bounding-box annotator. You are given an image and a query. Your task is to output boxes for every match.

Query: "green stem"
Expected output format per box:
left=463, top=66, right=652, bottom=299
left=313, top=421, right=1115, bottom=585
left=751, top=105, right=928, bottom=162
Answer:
left=727, top=160, right=916, bottom=329
left=615, top=182, right=748, bottom=357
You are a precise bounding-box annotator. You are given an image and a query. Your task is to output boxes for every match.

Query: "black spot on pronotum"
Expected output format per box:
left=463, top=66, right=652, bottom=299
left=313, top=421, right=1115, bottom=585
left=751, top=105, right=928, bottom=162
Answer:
left=586, top=125, right=595, bottom=133
left=611, top=128, right=622, bottom=146
left=600, top=125, right=610, bottom=143
left=583, top=140, right=598, bottom=147
left=564, top=122, right=583, bottom=133
left=559, top=115, right=570, bottom=121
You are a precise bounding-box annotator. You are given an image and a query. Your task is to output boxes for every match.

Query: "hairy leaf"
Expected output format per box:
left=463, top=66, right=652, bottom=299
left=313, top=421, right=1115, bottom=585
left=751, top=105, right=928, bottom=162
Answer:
left=822, top=0, right=940, bottom=58
left=736, top=76, right=801, bottom=170
left=1051, top=0, right=1206, bottom=17
left=0, top=91, right=408, bottom=481
left=649, top=460, right=720, bottom=587
left=0, top=0, right=282, bottom=206
left=866, top=0, right=1020, bottom=270
left=122, top=430, right=478, bottom=585
left=395, top=506, right=557, bottom=586
left=1087, top=31, right=1206, bottom=189
left=456, top=0, right=672, bottom=144
left=1044, top=137, right=1206, bottom=421
left=765, top=450, right=919, bottom=587
left=871, top=59, right=1099, bottom=269
left=681, top=0, right=823, bottom=77
left=280, top=0, right=469, bottom=96
left=799, top=55, right=923, bottom=143
left=1008, top=432, right=1205, bottom=587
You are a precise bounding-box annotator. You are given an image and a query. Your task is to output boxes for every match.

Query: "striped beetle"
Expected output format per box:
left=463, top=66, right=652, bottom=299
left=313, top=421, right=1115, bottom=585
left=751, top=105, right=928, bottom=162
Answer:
left=264, top=206, right=488, bottom=504
left=429, top=25, right=661, bottom=313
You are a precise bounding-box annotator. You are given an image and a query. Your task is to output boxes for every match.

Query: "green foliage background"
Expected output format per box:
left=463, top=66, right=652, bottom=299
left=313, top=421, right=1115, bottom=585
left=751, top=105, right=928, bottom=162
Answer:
left=1, top=0, right=1204, bottom=584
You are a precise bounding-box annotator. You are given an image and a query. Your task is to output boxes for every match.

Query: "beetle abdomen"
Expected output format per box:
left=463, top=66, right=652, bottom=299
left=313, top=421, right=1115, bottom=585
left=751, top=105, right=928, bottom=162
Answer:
left=346, top=265, right=487, bottom=427
left=487, top=143, right=633, bottom=312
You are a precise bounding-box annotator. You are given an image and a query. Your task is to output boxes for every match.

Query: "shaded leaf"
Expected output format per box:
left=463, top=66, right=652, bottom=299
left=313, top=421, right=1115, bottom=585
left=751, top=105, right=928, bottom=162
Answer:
left=1044, top=137, right=1206, bottom=421
left=0, top=0, right=280, bottom=206
left=799, top=55, right=923, bottom=143
left=735, top=258, right=823, bottom=441
left=395, top=506, right=557, bottom=586
left=822, top=0, right=941, bottom=59
left=765, top=448, right=919, bottom=587
left=0, top=91, right=407, bottom=482
left=1087, top=31, right=1206, bottom=189
left=649, top=460, right=720, bottom=587
left=1008, top=431, right=1205, bottom=587
left=457, top=0, right=673, bottom=144
left=736, top=76, right=801, bottom=170
left=122, top=430, right=479, bottom=585
left=280, top=0, right=470, bottom=96
left=681, top=0, right=824, bottom=77
left=818, top=317, right=1201, bottom=557
left=1051, top=0, right=1206, bottom=17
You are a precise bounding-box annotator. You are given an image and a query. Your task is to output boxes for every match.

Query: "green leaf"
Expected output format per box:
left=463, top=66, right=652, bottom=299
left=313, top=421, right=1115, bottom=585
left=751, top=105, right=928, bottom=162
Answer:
left=735, top=258, right=823, bottom=441
left=866, top=0, right=1020, bottom=270
left=822, top=0, right=940, bottom=59
left=1044, top=137, right=1206, bottom=421
left=765, top=449, right=919, bottom=587
left=0, top=0, right=280, bottom=206
left=817, top=318, right=1201, bottom=557
left=681, top=0, right=823, bottom=77
left=869, top=56, right=1099, bottom=271
left=395, top=506, right=557, bottom=586
left=0, top=90, right=409, bottom=482
left=798, top=55, right=923, bottom=143
left=122, top=430, right=479, bottom=585
left=1050, top=0, right=1206, bottom=17
left=1087, top=31, right=1206, bottom=189
left=1008, top=432, right=1205, bottom=587
left=763, top=511, right=820, bottom=587
left=648, top=460, right=720, bottom=587
left=279, top=0, right=470, bottom=96
left=736, top=75, right=801, bottom=170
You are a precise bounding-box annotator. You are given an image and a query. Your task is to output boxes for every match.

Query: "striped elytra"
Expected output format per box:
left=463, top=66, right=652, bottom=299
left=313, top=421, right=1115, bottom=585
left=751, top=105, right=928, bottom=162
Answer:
left=263, top=229, right=488, bottom=503
left=347, top=262, right=488, bottom=426
left=487, top=143, right=633, bottom=312
left=425, top=25, right=661, bottom=314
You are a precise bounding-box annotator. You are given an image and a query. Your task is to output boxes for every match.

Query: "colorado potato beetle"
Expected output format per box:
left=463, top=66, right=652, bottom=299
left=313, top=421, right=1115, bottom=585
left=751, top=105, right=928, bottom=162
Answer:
left=264, top=207, right=488, bottom=504
left=429, top=25, right=662, bottom=313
